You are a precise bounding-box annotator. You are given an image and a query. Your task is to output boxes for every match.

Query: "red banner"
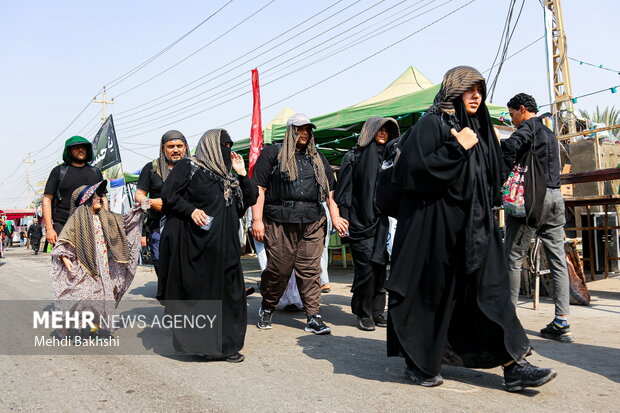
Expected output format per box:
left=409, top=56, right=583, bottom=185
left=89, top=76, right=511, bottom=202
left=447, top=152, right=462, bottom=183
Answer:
left=248, top=68, right=263, bottom=178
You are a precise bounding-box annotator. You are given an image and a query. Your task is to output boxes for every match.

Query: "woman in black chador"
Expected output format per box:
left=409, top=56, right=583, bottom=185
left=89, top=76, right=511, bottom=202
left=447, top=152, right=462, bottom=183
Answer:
left=160, top=129, right=257, bottom=362
left=335, top=116, right=399, bottom=331
left=386, top=66, right=557, bottom=391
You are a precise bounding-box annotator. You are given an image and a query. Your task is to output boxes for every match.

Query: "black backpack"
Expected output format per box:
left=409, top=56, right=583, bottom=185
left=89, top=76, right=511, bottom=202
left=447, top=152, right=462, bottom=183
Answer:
left=521, top=123, right=547, bottom=228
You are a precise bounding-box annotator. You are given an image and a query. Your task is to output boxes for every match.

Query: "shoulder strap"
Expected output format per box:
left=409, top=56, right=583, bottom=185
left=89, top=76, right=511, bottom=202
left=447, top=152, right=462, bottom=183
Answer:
left=55, top=165, right=69, bottom=202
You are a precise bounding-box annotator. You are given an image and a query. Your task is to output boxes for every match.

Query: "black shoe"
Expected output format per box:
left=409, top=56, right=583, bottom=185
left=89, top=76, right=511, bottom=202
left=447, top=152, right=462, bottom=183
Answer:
left=540, top=320, right=574, bottom=343
left=305, top=314, right=332, bottom=335
left=404, top=366, right=443, bottom=387
left=357, top=316, right=375, bottom=331
left=225, top=352, right=245, bottom=363
left=245, top=287, right=255, bottom=296
left=503, top=360, right=557, bottom=392
left=373, top=314, right=387, bottom=327
left=257, top=307, right=273, bottom=330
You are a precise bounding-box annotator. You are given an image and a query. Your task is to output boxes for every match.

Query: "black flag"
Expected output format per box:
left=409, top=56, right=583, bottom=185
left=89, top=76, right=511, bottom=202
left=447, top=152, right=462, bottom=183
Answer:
left=91, top=115, right=122, bottom=171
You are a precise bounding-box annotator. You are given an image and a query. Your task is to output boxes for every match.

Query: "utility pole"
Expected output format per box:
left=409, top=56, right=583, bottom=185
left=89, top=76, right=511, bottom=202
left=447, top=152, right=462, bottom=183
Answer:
left=93, top=86, right=114, bottom=124
left=22, top=153, right=35, bottom=207
left=544, top=0, right=576, bottom=135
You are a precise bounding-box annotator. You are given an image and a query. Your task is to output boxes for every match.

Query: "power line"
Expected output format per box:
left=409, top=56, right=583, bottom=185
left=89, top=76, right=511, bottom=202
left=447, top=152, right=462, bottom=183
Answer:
left=205, top=0, right=479, bottom=134
left=31, top=100, right=93, bottom=156
left=105, top=0, right=234, bottom=91
left=112, top=0, right=276, bottom=99
left=115, top=0, right=399, bottom=132
left=112, top=0, right=359, bottom=118
left=118, top=0, right=476, bottom=141
left=488, top=0, right=525, bottom=101
left=119, top=145, right=155, bottom=161
left=119, top=0, right=450, bottom=139
left=482, top=36, right=544, bottom=74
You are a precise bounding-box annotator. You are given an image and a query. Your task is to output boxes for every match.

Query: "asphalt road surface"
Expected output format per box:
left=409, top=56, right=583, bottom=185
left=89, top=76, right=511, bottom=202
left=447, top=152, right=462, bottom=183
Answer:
left=1, top=247, right=619, bottom=412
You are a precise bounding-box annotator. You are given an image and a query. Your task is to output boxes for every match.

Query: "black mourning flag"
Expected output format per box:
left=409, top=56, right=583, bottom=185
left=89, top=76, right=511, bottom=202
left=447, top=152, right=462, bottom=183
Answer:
left=91, top=115, right=122, bottom=171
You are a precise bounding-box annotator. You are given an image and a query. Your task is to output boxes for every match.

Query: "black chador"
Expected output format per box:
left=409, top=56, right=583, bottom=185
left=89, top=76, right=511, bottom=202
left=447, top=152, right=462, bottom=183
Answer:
left=386, top=67, right=531, bottom=378
left=159, top=129, right=257, bottom=359
left=335, top=117, right=400, bottom=330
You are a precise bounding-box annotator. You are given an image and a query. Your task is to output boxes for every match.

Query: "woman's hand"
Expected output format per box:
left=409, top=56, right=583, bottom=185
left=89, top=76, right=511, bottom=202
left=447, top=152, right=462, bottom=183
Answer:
left=451, top=127, right=478, bottom=150
left=61, top=256, right=74, bottom=273
left=231, top=152, right=247, bottom=176
left=332, top=216, right=349, bottom=236
left=141, top=236, right=147, bottom=248
left=191, top=209, right=209, bottom=227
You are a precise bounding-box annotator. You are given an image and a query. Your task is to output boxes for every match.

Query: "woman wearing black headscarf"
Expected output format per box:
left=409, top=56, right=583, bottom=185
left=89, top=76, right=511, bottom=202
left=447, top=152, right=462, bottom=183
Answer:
left=386, top=66, right=556, bottom=391
left=335, top=116, right=400, bottom=331
left=159, top=129, right=258, bottom=362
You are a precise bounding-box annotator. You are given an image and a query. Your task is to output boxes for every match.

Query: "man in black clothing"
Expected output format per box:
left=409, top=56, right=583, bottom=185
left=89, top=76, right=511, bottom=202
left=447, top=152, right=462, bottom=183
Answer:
left=43, top=135, right=106, bottom=245
left=502, top=93, right=573, bottom=343
left=251, top=113, right=348, bottom=335
left=135, top=130, right=188, bottom=301
left=27, top=218, right=43, bottom=254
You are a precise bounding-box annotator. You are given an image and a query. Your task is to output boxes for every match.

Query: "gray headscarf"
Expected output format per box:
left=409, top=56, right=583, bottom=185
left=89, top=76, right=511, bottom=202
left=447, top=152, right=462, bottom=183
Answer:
left=192, top=129, right=242, bottom=207
left=356, top=116, right=400, bottom=148
left=153, top=130, right=188, bottom=182
left=278, top=123, right=330, bottom=202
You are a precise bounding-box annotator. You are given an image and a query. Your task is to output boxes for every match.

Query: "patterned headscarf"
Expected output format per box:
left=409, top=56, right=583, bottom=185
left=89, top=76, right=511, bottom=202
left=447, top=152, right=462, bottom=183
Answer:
left=59, top=181, right=130, bottom=279
left=426, top=66, right=487, bottom=123
left=278, top=123, right=330, bottom=202
left=356, top=116, right=400, bottom=149
left=192, top=129, right=242, bottom=207
left=153, top=130, right=189, bottom=182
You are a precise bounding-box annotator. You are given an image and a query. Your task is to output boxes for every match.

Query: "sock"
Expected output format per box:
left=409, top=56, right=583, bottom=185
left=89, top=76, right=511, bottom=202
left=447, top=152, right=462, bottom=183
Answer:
left=553, top=316, right=568, bottom=328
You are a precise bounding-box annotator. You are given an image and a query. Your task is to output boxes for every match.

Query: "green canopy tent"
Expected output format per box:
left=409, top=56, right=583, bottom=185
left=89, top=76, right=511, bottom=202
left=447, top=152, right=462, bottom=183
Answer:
left=235, top=68, right=508, bottom=165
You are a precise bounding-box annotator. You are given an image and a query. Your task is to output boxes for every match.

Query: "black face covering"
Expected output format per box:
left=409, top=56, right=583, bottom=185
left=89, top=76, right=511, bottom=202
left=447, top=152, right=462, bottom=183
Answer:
left=220, top=130, right=233, bottom=171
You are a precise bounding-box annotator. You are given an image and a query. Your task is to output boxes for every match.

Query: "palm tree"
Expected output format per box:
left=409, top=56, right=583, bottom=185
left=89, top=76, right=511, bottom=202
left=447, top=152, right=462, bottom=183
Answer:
left=578, top=106, right=620, bottom=136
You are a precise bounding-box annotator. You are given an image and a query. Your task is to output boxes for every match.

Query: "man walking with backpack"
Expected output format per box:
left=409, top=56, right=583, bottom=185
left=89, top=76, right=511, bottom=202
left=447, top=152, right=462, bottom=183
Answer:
left=43, top=136, right=107, bottom=245
left=502, top=93, right=573, bottom=343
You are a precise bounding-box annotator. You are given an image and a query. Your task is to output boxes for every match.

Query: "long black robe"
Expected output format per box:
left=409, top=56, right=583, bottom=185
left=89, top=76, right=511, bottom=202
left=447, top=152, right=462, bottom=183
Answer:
left=335, top=141, right=390, bottom=316
left=385, top=113, right=530, bottom=376
left=159, top=158, right=257, bottom=356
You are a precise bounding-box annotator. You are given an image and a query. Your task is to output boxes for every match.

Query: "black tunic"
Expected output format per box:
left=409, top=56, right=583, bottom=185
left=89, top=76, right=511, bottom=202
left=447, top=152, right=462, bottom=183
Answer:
left=385, top=113, right=530, bottom=376
left=159, top=158, right=257, bottom=356
left=335, top=141, right=390, bottom=289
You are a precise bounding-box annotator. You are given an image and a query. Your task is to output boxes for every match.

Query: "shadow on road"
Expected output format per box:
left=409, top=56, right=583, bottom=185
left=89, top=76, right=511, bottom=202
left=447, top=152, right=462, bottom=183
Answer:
left=128, top=281, right=157, bottom=299
left=295, top=334, right=539, bottom=394
left=526, top=330, right=620, bottom=383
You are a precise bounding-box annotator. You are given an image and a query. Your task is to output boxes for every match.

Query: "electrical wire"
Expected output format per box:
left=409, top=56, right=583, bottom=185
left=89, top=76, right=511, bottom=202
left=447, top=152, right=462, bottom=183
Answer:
left=105, top=0, right=234, bottom=91
left=115, top=0, right=402, bottom=131
left=118, top=0, right=452, bottom=139
left=112, top=0, right=351, bottom=117
left=112, top=0, right=276, bottom=99
left=488, top=0, right=525, bottom=101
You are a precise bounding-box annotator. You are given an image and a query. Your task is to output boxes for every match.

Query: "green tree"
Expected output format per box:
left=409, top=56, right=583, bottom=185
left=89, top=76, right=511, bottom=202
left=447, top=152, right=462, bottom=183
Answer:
left=578, top=106, right=620, bottom=136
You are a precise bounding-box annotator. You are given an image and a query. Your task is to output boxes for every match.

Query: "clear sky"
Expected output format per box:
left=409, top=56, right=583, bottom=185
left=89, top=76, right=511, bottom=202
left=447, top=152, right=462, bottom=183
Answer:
left=1, top=0, right=618, bottom=208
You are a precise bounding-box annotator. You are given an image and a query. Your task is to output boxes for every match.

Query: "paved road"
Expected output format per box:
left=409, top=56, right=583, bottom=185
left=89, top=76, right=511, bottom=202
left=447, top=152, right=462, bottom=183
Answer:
left=0, top=247, right=619, bottom=412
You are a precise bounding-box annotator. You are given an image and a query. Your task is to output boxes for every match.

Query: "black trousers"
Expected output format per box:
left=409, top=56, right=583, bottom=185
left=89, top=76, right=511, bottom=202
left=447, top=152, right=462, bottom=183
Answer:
left=349, top=237, right=387, bottom=318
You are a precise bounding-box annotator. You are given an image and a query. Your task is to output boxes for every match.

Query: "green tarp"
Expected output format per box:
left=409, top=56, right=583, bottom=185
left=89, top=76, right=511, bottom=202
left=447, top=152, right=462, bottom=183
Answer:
left=235, top=83, right=508, bottom=164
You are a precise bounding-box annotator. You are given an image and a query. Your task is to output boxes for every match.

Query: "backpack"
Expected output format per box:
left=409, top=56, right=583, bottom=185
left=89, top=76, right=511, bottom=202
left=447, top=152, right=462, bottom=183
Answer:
left=53, top=164, right=102, bottom=212
left=502, top=122, right=546, bottom=228
left=374, top=137, right=401, bottom=217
